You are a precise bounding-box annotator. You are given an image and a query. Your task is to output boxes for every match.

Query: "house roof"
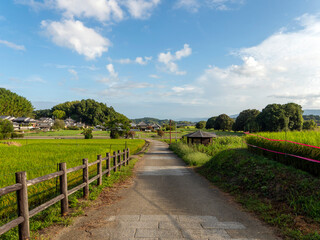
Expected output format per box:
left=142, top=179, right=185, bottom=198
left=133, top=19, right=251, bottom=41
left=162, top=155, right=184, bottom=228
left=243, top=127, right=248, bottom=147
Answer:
left=137, top=121, right=148, bottom=126
left=13, top=117, right=31, bottom=122
left=183, top=130, right=217, bottom=138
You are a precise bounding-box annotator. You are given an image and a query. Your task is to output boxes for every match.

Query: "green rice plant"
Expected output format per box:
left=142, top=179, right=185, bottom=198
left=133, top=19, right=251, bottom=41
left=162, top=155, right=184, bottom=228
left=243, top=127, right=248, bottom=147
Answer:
left=245, top=131, right=320, bottom=176
left=0, top=139, right=145, bottom=226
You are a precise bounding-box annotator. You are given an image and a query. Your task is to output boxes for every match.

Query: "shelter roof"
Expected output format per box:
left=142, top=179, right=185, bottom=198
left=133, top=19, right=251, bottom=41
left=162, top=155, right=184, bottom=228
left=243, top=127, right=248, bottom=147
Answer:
left=184, top=130, right=217, bottom=138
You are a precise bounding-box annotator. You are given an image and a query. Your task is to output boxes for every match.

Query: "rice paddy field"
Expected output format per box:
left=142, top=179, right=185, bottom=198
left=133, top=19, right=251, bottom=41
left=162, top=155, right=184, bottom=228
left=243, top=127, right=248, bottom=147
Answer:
left=245, top=131, right=320, bottom=176
left=0, top=139, right=145, bottom=226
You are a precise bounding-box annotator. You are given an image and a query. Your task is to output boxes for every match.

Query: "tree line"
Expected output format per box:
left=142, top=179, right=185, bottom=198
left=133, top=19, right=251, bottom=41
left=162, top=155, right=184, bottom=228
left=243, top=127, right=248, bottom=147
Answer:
left=0, top=88, right=33, bottom=117
left=34, top=99, right=127, bottom=125
left=198, top=103, right=317, bottom=132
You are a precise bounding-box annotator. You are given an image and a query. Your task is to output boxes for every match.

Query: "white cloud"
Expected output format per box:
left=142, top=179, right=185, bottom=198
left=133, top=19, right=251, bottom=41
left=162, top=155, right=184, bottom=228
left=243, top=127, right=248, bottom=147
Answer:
left=114, top=56, right=152, bottom=65
left=68, top=69, right=78, bottom=80
left=174, top=0, right=200, bottom=12
left=41, top=19, right=110, bottom=60
left=175, top=0, right=244, bottom=12
left=184, top=13, right=320, bottom=112
left=158, top=44, right=192, bottom=75
left=0, top=40, right=25, bottom=51
left=56, top=0, right=124, bottom=22
left=26, top=76, right=46, bottom=83
left=149, top=74, right=161, bottom=79
left=126, top=0, right=161, bottom=19
left=118, top=58, right=132, bottom=64
left=135, top=56, right=152, bottom=65
left=106, top=63, right=118, bottom=78
left=16, top=0, right=161, bottom=22
left=14, top=0, right=53, bottom=11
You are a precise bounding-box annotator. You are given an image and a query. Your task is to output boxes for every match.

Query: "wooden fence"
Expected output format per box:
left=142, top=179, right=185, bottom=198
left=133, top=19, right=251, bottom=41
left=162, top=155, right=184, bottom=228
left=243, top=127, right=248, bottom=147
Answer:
left=0, top=148, right=130, bottom=240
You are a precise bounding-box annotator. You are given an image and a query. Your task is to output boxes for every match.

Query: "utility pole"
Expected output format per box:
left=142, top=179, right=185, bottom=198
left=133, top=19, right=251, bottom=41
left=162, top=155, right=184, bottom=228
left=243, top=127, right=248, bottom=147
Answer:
left=175, top=122, right=177, bottom=142
left=170, top=120, right=172, bottom=144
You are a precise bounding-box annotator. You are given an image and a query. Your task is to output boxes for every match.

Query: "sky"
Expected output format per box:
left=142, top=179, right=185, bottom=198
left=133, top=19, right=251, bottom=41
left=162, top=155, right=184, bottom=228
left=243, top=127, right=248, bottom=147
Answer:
left=1, top=0, right=320, bottom=120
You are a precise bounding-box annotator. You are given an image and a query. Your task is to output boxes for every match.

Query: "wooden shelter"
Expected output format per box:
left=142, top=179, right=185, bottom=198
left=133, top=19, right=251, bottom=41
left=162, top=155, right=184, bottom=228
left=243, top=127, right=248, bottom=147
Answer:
left=183, top=130, right=217, bottom=145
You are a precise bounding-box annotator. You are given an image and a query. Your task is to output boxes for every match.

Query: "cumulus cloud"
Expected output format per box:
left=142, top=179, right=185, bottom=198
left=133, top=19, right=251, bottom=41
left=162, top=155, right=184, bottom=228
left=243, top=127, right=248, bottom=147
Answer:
left=158, top=44, right=192, bottom=75
left=175, top=0, right=244, bottom=12
left=0, top=39, right=25, bottom=51
left=56, top=0, right=124, bottom=22
left=17, top=0, right=161, bottom=21
left=106, top=63, right=118, bottom=78
left=183, top=14, right=320, bottom=112
left=126, top=0, right=161, bottom=19
left=41, top=19, right=110, bottom=60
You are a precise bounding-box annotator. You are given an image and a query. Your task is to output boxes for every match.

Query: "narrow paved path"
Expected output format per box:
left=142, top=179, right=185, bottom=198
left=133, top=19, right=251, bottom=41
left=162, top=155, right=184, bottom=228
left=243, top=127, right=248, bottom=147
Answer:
left=57, top=140, right=279, bottom=240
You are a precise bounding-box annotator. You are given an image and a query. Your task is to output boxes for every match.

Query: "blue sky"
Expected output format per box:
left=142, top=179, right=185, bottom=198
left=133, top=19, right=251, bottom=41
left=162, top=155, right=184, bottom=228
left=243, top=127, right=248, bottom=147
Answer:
left=1, top=0, right=320, bottom=119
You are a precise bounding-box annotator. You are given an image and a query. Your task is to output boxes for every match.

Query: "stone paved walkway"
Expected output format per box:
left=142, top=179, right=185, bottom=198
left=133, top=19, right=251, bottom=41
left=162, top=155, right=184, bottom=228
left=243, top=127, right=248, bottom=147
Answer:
left=57, top=140, right=280, bottom=240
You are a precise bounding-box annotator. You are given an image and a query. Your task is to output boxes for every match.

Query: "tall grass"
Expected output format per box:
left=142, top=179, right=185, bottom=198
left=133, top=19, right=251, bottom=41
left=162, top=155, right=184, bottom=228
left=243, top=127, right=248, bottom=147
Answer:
left=170, top=136, right=244, bottom=167
left=245, top=131, right=320, bottom=176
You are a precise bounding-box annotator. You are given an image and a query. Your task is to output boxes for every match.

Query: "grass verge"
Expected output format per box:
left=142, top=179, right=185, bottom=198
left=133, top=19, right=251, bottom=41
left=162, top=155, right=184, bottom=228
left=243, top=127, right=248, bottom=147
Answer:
left=169, top=141, right=320, bottom=240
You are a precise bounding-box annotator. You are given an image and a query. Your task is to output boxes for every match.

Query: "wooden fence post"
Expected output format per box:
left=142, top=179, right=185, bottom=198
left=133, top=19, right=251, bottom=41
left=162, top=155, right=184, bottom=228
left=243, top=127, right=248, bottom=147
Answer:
left=59, top=162, right=68, bottom=216
left=117, top=150, right=121, bottom=170
left=83, top=158, right=89, bottom=199
left=127, top=148, right=130, bottom=163
left=97, top=155, right=102, bottom=186
left=16, top=171, right=30, bottom=240
left=123, top=149, right=127, bottom=166
left=113, top=151, right=117, bottom=172
left=106, top=152, right=111, bottom=177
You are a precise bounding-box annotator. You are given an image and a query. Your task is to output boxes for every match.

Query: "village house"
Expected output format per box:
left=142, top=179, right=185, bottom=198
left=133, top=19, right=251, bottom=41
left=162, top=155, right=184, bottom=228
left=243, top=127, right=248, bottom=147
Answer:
left=0, top=116, right=16, bottom=122
left=12, top=117, right=37, bottom=130
left=137, top=121, right=148, bottom=131
left=36, top=117, right=54, bottom=130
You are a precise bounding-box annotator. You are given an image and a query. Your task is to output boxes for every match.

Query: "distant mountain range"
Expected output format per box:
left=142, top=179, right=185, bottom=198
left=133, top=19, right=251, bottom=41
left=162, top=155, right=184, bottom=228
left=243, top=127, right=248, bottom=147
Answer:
left=130, top=117, right=194, bottom=125
left=132, top=110, right=320, bottom=125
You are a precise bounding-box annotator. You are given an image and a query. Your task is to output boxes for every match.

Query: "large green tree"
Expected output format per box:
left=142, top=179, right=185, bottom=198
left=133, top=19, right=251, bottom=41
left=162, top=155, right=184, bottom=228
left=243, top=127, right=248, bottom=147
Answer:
left=205, top=117, right=217, bottom=129
left=303, top=120, right=317, bottom=130
left=196, top=121, right=206, bottom=129
left=283, top=103, right=303, bottom=131
left=215, top=114, right=235, bottom=131
left=52, top=110, right=66, bottom=119
left=105, top=116, right=131, bottom=139
left=0, top=88, right=33, bottom=117
left=257, top=103, right=304, bottom=132
left=233, top=109, right=260, bottom=132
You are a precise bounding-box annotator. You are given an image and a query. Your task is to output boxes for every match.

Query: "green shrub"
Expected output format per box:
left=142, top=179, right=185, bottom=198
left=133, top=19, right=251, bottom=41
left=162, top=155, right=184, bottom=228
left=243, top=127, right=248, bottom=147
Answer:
left=0, top=120, right=14, bottom=140
left=110, top=130, right=120, bottom=139
left=81, top=128, right=93, bottom=139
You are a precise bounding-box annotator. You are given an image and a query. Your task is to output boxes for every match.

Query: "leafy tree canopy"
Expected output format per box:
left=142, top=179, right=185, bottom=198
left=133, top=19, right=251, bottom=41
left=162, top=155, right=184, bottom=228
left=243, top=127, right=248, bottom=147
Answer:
left=52, top=110, right=66, bottom=119
left=0, top=88, right=33, bottom=117
left=36, top=99, right=126, bottom=126
left=0, top=119, right=14, bottom=139
left=215, top=114, right=234, bottom=131
left=233, top=109, right=260, bottom=132
left=196, top=121, right=206, bottom=129
left=205, top=117, right=217, bottom=129
left=33, top=109, right=52, bottom=119
left=257, top=103, right=303, bottom=132
left=303, top=120, right=317, bottom=130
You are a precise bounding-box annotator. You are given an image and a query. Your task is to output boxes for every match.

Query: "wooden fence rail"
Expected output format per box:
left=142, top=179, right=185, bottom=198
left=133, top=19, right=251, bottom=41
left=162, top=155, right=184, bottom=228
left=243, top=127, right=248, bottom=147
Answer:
left=0, top=148, right=131, bottom=240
